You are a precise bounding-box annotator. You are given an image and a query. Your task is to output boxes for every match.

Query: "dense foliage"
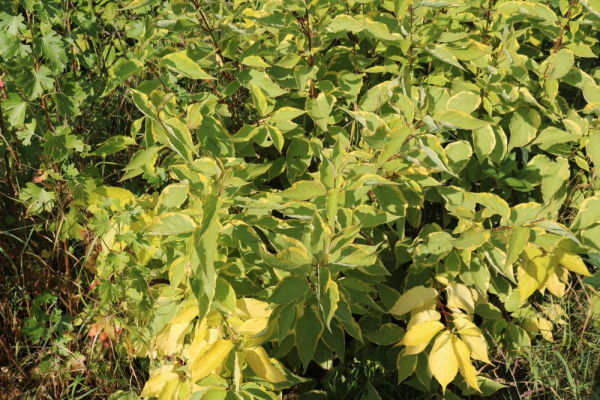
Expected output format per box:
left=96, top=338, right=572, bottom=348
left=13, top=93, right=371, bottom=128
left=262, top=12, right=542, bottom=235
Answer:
left=1, top=0, right=600, bottom=398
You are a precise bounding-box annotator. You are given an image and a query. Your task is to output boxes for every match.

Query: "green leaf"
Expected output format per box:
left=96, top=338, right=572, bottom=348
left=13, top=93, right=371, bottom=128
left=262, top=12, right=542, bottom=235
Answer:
left=505, top=226, right=530, bottom=269
left=540, top=50, right=574, bottom=81
left=250, top=83, right=269, bottom=116
left=453, top=228, right=490, bottom=251
left=296, top=307, right=324, bottom=371
left=270, top=107, right=306, bottom=122
left=586, top=132, right=600, bottom=176
left=541, top=157, right=569, bottom=203
left=532, top=127, right=580, bottom=147
left=130, top=89, right=159, bottom=121
left=508, top=107, right=540, bottom=150
left=434, top=111, right=490, bottom=130
left=269, top=276, right=311, bottom=305
left=242, top=55, right=270, bottom=68
left=54, top=82, right=86, bottom=117
left=163, top=118, right=196, bottom=163
left=266, top=125, right=284, bottom=153
left=445, top=141, right=472, bottom=173
left=34, top=30, right=67, bottom=72
left=157, top=183, right=188, bottom=212
left=318, top=268, right=340, bottom=330
left=419, top=136, right=455, bottom=176
left=93, top=136, right=137, bottom=157
left=497, top=1, right=557, bottom=22
left=466, top=192, right=511, bottom=220
left=473, top=125, right=496, bottom=160
left=446, top=92, right=481, bottom=114
left=161, top=51, right=215, bottom=79
left=2, top=93, right=27, bottom=127
left=389, top=286, right=438, bottom=317
left=359, top=82, right=391, bottom=112
left=237, top=69, right=287, bottom=97
left=426, top=44, right=465, bottom=71
left=328, top=15, right=365, bottom=32
left=571, top=194, right=600, bottom=231
left=0, top=12, right=26, bottom=36
left=16, top=66, right=54, bottom=100
left=286, top=139, right=312, bottom=182
left=146, top=213, right=197, bottom=235
left=279, top=181, right=327, bottom=200
left=364, top=323, right=403, bottom=345
left=191, top=196, right=222, bottom=320
left=307, top=93, right=336, bottom=132
left=582, top=0, right=600, bottom=16
left=103, top=60, right=145, bottom=96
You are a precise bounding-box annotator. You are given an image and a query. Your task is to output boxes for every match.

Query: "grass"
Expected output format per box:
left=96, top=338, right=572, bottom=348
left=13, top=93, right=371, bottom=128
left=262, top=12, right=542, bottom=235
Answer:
left=0, top=229, right=143, bottom=400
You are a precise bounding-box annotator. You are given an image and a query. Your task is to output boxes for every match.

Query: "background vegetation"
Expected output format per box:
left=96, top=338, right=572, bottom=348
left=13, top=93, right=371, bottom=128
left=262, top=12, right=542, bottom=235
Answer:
left=1, top=0, right=600, bottom=399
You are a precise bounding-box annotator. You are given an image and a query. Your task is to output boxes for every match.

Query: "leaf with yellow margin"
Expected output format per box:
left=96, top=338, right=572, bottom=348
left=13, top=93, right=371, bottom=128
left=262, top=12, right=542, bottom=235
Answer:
left=389, top=286, right=438, bottom=317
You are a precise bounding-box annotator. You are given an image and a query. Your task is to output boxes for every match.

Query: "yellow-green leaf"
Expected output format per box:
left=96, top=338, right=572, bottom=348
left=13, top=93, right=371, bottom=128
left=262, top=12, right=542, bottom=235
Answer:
left=161, top=51, right=215, bottom=80
left=389, top=286, right=438, bottom=317
left=451, top=336, right=481, bottom=393
left=429, top=331, right=458, bottom=393
left=191, top=339, right=234, bottom=382
left=245, top=346, right=287, bottom=383
left=554, top=249, right=591, bottom=276
left=140, top=371, right=179, bottom=398
left=400, top=320, right=444, bottom=347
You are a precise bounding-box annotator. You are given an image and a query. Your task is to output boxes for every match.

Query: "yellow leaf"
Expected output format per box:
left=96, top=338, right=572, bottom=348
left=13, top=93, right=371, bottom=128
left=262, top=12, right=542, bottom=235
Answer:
left=554, top=249, right=591, bottom=276
left=544, top=272, right=565, bottom=297
left=158, top=377, right=179, bottom=400
left=462, top=334, right=491, bottom=365
left=522, top=246, right=543, bottom=260
left=244, top=323, right=275, bottom=349
left=236, top=298, right=272, bottom=319
left=538, top=318, right=554, bottom=342
left=402, top=311, right=442, bottom=355
left=400, top=320, right=445, bottom=347
left=155, top=322, right=190, bottom=357
left=452, top=336, right=481, bottom=393
left=245, top=346, right=287, bottom=383
left=429, top=331, right=458, bottom=393
left=187, top=320, right=209, bottom=362
left=518, top=259, right=548, bottom=301
left=170, top=303, right=199, bottom=324
left=452, top=315, right=480, bottom=336
left=238, top=317, right=269, bottom=336
left=452, top=316, right=491, bottom=364
left=141, top=372, right=179, bottom=397
left=446, top=283, right=474, bottom=314
left=406, top=310, right=441, bottom=329
left=404, top=344, right=429, bottom=355
left=191, top=339, right=234, bottom=382
left=389, top=286, right=438, bottom=317
left=234, top=351, right=244, bottom=392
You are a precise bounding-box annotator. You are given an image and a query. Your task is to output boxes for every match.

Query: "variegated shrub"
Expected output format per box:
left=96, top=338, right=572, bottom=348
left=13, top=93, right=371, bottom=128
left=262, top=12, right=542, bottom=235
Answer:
left=2, top=0, right=600, bottom=398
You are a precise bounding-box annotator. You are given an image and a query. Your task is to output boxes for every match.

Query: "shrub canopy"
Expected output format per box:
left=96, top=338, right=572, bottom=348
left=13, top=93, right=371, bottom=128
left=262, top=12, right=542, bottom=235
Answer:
left=2, top=0, right=600, bottom=398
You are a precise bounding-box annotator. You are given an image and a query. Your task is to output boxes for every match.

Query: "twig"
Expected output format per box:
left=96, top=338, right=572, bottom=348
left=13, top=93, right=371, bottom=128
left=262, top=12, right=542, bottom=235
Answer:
left=553, top=0, right=577, bottom=53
